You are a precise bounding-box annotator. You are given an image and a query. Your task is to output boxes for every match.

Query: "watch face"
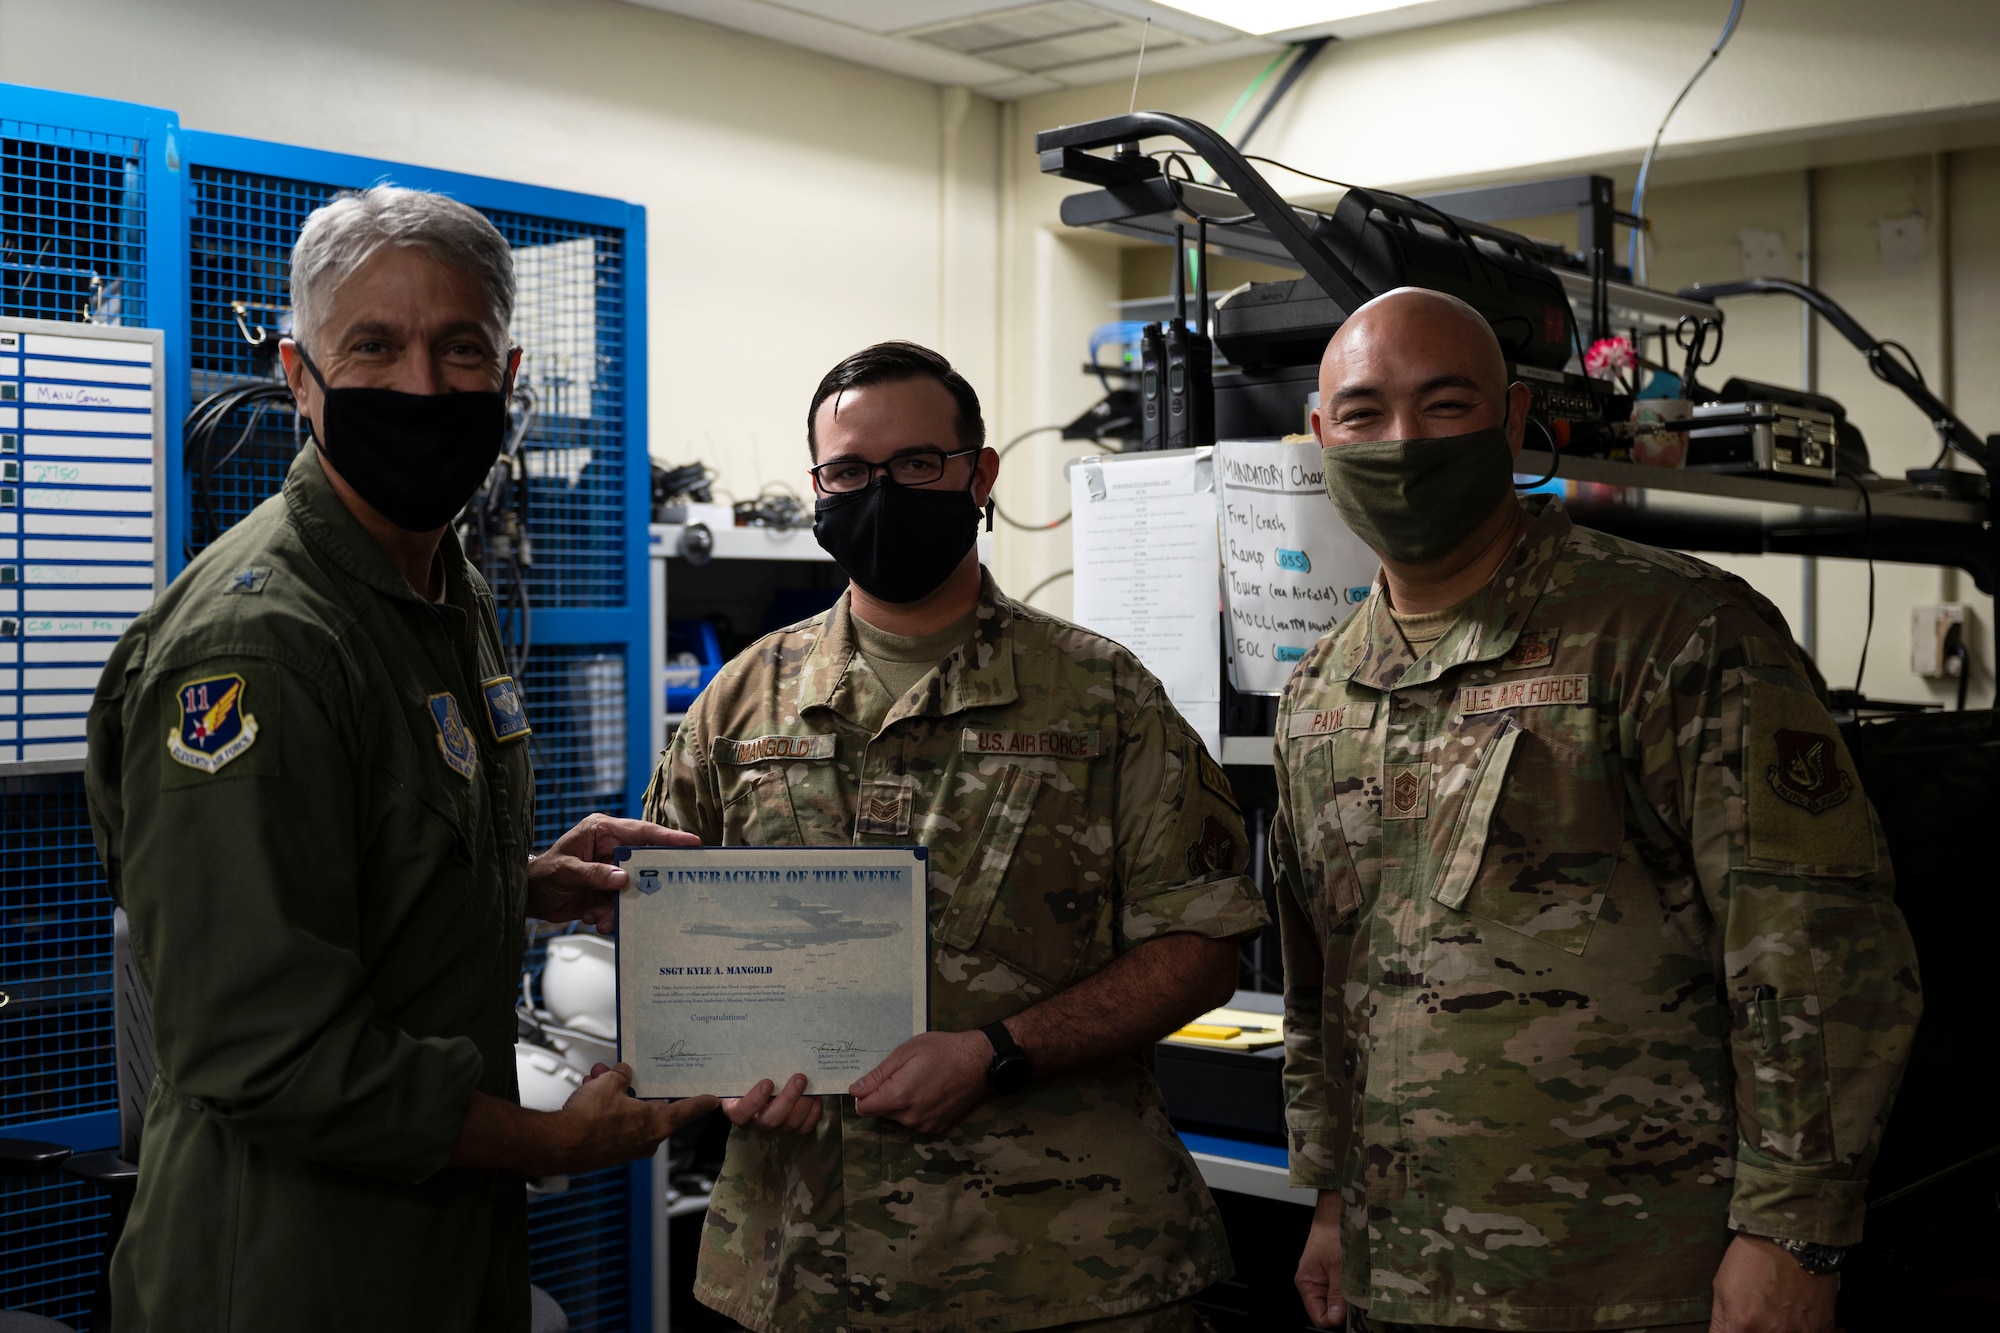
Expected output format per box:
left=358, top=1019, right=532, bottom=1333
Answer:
left=989, top=1054, right=1033, bottom=1096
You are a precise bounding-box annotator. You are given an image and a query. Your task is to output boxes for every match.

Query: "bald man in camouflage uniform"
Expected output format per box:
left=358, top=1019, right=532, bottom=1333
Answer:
left=645, top=342, right=1268, bottom=1333
left=1274, top=290, right=1919, bottom=1333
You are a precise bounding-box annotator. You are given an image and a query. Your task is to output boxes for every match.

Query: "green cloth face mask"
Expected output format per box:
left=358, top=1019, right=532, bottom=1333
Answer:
left=1320, top=426, right=1516, bottom=564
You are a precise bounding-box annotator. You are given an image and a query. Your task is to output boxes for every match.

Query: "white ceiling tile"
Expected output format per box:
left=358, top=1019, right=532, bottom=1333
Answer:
left=617, top=0, right=1278, bottom=97
left=1045, top=33, right=1276, bottom=86
left=619, top=0, right=1017, bottom=83
left=977, top=72, right=1070, bottom=99
left=770, top=0, right=1038, bottom=36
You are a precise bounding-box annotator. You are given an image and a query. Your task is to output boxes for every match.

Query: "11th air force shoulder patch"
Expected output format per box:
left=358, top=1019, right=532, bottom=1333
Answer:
left=428, top=693, right=479, bottom=780
left=168, top=674, right=259, bottom=774
left=481, top=675, right=532, bottom=742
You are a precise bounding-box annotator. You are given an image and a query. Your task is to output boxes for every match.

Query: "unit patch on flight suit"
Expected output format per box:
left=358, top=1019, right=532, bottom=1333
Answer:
left=167, top=673, right=259, bottom=774
left=428, top=693, right=479, bottom=780
left=480, top=675, right=532, bottom=742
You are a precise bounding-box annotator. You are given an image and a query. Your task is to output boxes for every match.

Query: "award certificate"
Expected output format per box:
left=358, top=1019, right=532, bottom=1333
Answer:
left=614, top=846, right=929, bottom=1098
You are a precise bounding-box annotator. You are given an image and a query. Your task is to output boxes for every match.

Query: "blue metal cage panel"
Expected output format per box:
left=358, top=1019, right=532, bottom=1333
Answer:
left=0, top=774, right=116, bottom=1128
left=182, top=159, right=632, bottom=611
left=522, top=641, right=628, bottom=848
left=0, top=1173, right=111, bottom=1325
left=181, top=166, right=332, bottom=555
left=1, top=82, right=183, bottom=1326
left=1, top=118, right=147, bottom=329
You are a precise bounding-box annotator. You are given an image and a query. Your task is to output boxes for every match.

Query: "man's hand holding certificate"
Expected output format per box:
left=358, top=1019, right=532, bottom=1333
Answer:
left=615, top=847, right=929, bottom=1099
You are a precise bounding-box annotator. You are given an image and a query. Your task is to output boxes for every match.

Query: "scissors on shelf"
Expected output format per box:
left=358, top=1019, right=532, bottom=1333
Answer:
left=1675, top=314, right=1724, bottom=392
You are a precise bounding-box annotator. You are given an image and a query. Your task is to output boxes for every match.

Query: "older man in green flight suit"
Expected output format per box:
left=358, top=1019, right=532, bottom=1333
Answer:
left=85, top=187, right=716, bottom=1332
left=1273, top=288, right=1920, bottom=1333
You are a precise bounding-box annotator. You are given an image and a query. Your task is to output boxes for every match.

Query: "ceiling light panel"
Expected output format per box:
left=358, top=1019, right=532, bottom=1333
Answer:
left=1151, top=1, right=1428, bottom=32
left=906, top=3, right=1182, bottom=74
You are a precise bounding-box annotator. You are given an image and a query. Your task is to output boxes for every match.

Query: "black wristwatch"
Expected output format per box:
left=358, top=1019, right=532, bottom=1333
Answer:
left=1770, top=1237, right=1850, bottom=1276
left=980, top=1021, right=1033, bottom=1096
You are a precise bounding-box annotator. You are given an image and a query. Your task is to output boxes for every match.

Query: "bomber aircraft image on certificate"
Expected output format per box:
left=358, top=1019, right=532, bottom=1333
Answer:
left=682, top=894, right=902, bottom=950
left=615, top=846, right=928, bottom=1098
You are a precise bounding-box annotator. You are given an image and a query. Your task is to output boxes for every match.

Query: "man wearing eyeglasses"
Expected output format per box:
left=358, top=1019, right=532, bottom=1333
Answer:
left=644, top=341, right=1270, bottom=1333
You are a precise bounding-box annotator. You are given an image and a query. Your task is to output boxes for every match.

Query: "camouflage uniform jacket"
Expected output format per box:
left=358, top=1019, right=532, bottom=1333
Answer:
left=1271, top=496, right=1920, bottom=1331
left=644, top=570, right=1269, bottom=1333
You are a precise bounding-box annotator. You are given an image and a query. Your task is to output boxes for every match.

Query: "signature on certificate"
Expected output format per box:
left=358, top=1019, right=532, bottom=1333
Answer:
left=654, top=1039, right=718, bottom=1066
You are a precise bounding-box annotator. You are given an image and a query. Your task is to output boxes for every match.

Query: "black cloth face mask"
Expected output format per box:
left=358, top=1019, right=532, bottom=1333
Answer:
left=295, top=344, right=510, bottom=533
left=813, top=474, right=982, bottom=604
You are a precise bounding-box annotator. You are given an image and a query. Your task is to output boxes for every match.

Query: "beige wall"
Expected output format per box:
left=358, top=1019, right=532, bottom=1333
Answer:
left=0, top=0, right=1001, bottom=509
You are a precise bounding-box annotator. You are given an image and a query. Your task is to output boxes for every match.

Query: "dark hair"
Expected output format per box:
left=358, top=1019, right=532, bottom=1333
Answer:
left=806, top=341, right=986, bottom=459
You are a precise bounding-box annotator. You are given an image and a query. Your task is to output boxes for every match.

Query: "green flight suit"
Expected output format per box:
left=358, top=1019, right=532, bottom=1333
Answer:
left=84, top=446, right=537, bottom=1332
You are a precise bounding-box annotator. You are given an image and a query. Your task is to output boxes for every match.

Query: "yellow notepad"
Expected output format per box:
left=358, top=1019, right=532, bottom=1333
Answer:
left=1165, top=1006, right=1286, bottom=1050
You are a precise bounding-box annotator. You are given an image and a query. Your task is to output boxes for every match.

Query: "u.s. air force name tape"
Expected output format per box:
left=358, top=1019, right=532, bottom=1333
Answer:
left=1457, top=674, right=1590, bottom=715
left=959, top=728, right=1101, bottom=759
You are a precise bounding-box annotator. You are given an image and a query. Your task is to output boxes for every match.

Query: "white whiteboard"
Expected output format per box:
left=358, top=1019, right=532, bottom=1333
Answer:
left=0, top=318, right=165, bottom=771
left=1216, top=440, right=1379, bottom=696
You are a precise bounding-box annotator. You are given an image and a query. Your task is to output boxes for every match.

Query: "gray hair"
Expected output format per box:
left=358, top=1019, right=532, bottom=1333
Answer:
left=289, top=185, right=515, bottom=351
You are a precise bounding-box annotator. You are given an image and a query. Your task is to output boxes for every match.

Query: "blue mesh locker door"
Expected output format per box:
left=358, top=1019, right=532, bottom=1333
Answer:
left=0, top=80, right=185, bottom=1328
left=177, top=131, right=653, bottom=1332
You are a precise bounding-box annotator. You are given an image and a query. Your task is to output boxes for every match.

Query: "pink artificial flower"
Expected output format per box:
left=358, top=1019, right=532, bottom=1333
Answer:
left=1583, top=336, right=1636, bottom=381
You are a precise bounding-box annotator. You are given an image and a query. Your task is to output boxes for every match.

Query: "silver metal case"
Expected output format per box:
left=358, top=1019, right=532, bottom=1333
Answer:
left=1687, top=401, right=1838, bottom=480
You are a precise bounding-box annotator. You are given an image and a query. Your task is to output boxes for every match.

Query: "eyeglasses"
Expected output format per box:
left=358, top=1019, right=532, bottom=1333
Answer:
left=809, top=447, right=980, bottom=494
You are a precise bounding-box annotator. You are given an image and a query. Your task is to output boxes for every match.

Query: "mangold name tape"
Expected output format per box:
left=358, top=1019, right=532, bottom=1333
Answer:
left=1458, top=674, right=1589, bottom=715
left=961, top=728, right=1101, bottom=759
left=713, top=734, right=835, bottom=764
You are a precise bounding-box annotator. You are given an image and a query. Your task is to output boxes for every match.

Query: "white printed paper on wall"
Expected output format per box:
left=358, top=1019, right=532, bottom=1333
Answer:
left=1068, top=450, right=1221, bottom=754
left=1216, top=440, right=1379, bottom=696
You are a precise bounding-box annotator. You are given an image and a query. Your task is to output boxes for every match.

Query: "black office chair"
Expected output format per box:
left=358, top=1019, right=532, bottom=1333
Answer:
left=1, top=910, right=568, bottom=1333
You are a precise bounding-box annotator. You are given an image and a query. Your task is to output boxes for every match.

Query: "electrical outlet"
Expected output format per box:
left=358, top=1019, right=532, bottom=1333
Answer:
left=1911, top=603, right=1967, bottom=678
